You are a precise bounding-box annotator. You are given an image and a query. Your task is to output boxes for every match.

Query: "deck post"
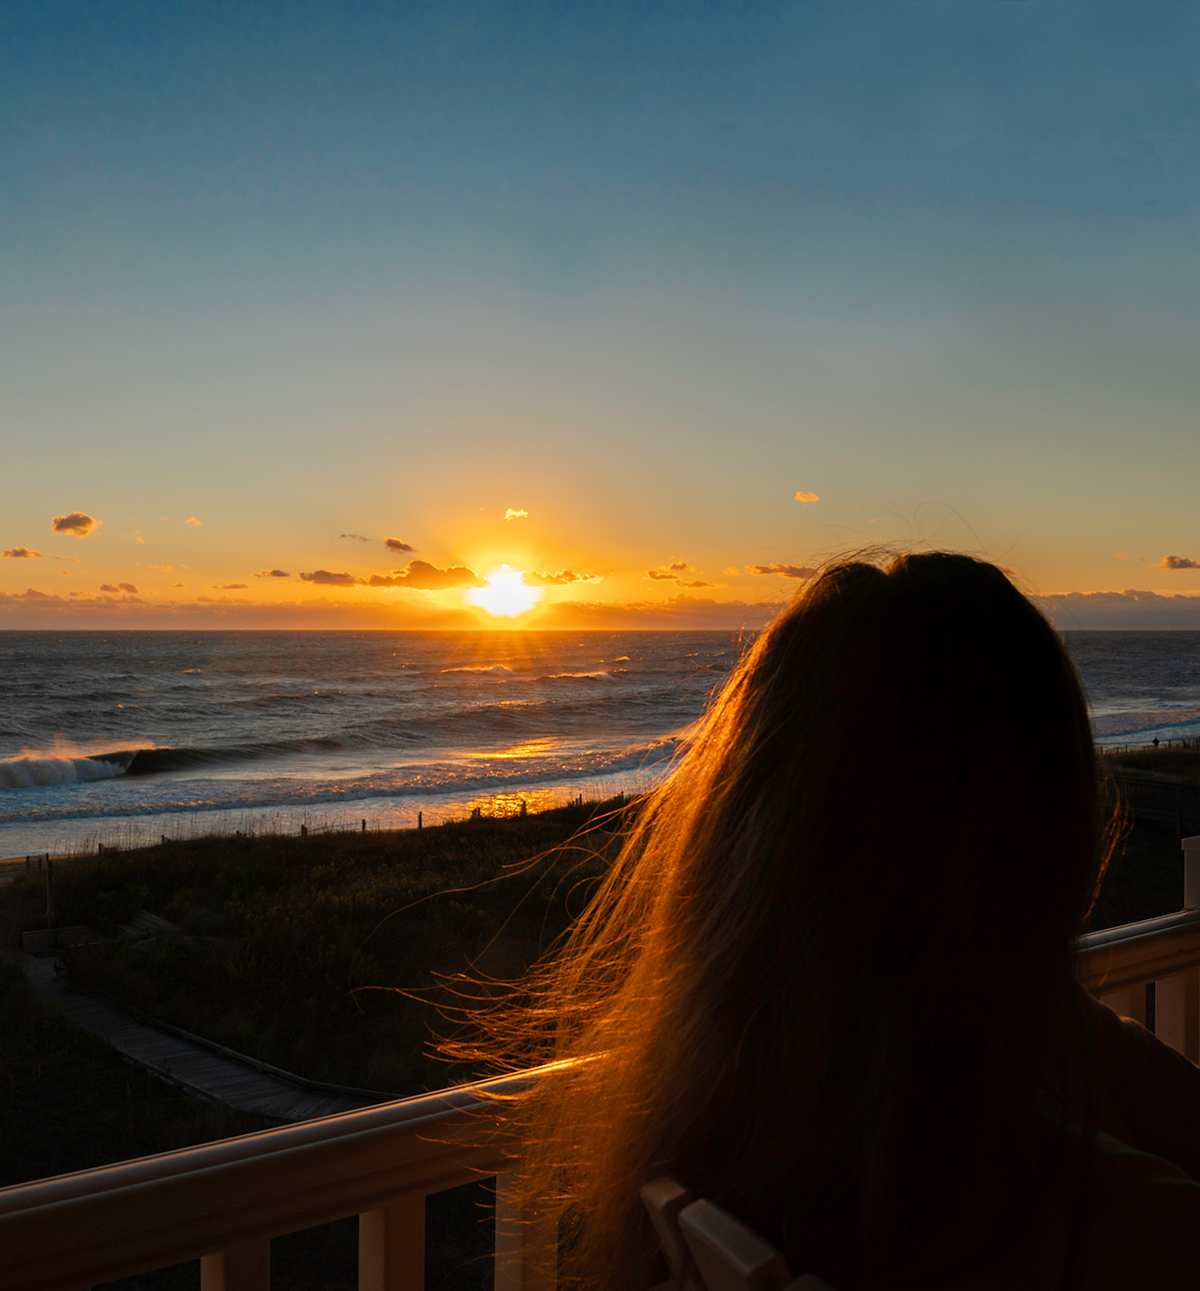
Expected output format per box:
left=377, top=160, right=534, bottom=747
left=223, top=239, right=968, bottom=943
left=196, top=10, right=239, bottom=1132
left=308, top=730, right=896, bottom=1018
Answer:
left=200, top=1237, right=271, bottom=1291
left=359, top=1195, right=425, bottom=1291
left=1182, top=836, right=1200, bottom=911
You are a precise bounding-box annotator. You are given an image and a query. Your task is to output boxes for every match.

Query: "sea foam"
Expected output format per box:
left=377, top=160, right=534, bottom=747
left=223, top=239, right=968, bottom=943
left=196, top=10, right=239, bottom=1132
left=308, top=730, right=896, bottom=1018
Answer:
left=0, top=755, right=126, bottom=789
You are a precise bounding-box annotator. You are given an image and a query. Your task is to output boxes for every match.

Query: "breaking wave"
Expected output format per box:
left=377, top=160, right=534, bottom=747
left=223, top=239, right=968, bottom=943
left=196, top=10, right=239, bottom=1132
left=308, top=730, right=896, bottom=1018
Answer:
left=0, top=755, right=127, bottom=789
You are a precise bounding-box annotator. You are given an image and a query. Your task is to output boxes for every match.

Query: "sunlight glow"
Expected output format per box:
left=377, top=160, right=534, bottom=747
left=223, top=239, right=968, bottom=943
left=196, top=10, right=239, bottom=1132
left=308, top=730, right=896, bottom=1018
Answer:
left=465, top=565, right=542, bottom=618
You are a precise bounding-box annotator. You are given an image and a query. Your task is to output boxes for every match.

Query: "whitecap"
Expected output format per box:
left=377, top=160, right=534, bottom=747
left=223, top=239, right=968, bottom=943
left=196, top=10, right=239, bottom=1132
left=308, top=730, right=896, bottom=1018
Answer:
left=0, top=756, right=126, bottom=790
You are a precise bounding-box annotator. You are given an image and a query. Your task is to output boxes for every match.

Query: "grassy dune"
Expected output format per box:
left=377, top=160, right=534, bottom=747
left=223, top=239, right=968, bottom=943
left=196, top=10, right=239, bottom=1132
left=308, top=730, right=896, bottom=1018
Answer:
left=1103, top=746, right=1200, bottom=783
left=1, top=800, right=627, bottom=1097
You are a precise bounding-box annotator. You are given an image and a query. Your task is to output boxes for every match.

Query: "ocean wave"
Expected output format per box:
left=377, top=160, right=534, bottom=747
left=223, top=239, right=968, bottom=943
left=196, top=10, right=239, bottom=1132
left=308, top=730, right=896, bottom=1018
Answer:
left=541, top=671, right=614, bottom=681
left=0, top=737, right=685, bottom=823
left=440, top=665, right=516, bottom=676
left=0, top=755, right=127, bottom=789
left=0, top=737, right=349, bottom=789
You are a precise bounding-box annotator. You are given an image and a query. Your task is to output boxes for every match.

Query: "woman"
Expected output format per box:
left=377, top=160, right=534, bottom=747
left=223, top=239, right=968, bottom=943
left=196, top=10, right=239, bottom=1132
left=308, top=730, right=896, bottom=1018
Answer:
left=477, top=553, right=1200, bottom=1289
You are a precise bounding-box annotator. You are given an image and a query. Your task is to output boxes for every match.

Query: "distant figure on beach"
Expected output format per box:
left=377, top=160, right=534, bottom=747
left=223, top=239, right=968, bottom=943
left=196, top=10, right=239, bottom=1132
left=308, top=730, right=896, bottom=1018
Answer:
left=1154, top=736, right=1161, bottom=749
left=474, top=552, right=1200, bottom=1290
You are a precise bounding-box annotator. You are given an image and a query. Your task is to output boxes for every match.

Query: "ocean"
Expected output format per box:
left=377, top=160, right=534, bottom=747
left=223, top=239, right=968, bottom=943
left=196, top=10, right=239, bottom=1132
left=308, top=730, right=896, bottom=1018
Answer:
left=2, top=629, right=1199, bottom=859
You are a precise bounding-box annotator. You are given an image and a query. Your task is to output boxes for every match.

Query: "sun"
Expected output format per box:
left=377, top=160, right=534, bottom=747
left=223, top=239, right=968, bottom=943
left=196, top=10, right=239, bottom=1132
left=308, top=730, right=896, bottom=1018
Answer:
left=465, top=564, right=542, bottom=618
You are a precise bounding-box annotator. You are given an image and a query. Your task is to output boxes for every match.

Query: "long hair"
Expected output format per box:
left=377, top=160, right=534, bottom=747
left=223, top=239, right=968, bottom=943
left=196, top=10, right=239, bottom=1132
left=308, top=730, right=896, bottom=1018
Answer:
left=471, top=553, right=1105, bottom=1289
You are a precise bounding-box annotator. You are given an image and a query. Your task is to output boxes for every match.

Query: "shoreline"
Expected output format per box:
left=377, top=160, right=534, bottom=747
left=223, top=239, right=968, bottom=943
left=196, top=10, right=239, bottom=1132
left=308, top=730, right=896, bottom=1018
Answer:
left=0, top=763, right=665, bottom=862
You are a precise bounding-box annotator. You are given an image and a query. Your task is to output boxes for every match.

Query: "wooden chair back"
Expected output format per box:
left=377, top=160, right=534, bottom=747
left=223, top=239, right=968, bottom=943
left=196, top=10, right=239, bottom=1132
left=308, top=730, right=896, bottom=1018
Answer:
left=641, top=1177, right=838, bottom=1291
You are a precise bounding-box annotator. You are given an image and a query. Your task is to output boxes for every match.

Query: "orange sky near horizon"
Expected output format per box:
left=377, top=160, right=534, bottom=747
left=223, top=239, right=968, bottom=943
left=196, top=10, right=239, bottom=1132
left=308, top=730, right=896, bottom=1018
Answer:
left=4, top=497, right=1200, bottom=631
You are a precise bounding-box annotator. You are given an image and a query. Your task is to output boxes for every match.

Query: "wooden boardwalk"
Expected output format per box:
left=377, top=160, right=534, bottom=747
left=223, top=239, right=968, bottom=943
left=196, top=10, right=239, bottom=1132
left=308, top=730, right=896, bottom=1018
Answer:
left=18, top=955, right=385, bottom=1123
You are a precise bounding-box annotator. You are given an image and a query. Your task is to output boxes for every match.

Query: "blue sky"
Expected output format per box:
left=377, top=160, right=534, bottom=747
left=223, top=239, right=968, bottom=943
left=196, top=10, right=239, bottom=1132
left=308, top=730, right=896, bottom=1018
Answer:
left=3, top=2, right=1199, bottom=627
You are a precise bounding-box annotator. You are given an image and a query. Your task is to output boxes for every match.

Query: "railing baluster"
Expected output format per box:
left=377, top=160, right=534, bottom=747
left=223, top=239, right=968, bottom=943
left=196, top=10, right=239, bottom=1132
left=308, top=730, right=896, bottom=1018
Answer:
left=200, top=1237, right=270, bottom=1291
left=1099, top=984, right=1146, bottom=1026
left=1155, top=969, right=1200, bottom=1062
left=495, top=1173, right=557, bottom=1291
left=359, top=1195, right=426, bottom=1291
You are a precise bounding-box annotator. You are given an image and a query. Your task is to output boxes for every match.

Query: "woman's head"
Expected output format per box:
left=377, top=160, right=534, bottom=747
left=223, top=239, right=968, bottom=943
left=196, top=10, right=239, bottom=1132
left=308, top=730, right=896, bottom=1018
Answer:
left=494, top=553, right=1102, bottom=1288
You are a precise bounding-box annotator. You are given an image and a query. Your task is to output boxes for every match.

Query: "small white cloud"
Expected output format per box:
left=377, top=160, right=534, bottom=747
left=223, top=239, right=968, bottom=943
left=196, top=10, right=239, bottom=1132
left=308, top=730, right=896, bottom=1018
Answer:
left=504, top=508, right=529, bottom=521
left=186, top=516, right=203, bottom=527
left=748, top=563, right=817, bottom=579
left=794, top=491, right=820, bottom=504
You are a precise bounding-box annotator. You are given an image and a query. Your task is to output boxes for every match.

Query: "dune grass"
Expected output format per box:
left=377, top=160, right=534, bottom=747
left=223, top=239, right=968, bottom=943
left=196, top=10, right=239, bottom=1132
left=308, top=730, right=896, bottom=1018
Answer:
left=1103, top=747, right=1200, bottom=783
left=0, top=800, right=626, bottom=1096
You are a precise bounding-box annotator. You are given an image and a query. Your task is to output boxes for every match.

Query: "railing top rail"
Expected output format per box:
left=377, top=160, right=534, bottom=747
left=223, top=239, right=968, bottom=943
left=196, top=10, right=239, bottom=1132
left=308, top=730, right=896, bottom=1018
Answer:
left=0, top=1062, right=566, bottom=1291
left=1075, top=907, right=1200, bottom=953
left=1074, top=908, right=1200, bottom=996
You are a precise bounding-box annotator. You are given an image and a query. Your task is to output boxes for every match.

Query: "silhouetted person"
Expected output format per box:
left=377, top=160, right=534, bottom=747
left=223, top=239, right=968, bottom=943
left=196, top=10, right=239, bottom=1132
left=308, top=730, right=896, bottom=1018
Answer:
left=471, top=553, right=1200, bottom=1290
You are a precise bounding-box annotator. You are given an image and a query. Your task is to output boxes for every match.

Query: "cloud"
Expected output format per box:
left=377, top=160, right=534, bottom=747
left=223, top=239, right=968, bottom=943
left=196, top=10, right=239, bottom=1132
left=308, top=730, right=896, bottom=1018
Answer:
left=504, top=508, right=529, bottom=521
left=646, top=570, right=678, bottom=581
left=3, top=547, right=41, bottom=558
left=668, top=560, right=689, bottom=571
left=100, top=582, right=139, bottom=594
left=676, top=580, right=715, bottom=588
left=299, top=569, right=359, bottom=586
left=1036, top=589, right=1200, bottom=630
left=365, top=560, right=487, bottom=589
left=148, top=564, right=173, bottom=573
left=52, top=511, right=100, bottom=537
left=171, top=582, right=186, bottom=588
left=186, top=516, right=203, bottom=527
left=1150, top=555, right=1200, bottom=570
left=0, top=586, right=787, bottom=630
left=748, top=563, right=817, bottom=579
left=794, top=491, right=820, bottom=504
left=341, top=533, right=371, bottom=543
left=216, top=582, right=249, bottom=590
left=1115, top=553, right=1131, bottom=560
left=723, top=566, right=739, bottom=576
left=300, top=564, right=487, bottom=590
left=385, top=537, right=414, bottom=552
left=521, top=569, right=603, bottom=586
left=254, top=569, right=290, bottom=578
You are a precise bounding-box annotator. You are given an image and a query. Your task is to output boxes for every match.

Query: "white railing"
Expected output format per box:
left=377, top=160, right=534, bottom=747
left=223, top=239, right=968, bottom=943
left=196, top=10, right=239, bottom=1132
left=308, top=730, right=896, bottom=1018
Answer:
left=3, top=837, right=1199, bottom=1291
left=0, top=1064, right=559, bottom=1291
left=1076, top=835, right=1200, bottom=1061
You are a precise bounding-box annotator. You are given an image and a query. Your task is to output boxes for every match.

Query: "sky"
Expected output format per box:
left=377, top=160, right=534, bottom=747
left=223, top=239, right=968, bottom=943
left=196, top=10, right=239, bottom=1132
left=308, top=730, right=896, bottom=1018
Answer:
left=3, top=1, right=1199, bottom=630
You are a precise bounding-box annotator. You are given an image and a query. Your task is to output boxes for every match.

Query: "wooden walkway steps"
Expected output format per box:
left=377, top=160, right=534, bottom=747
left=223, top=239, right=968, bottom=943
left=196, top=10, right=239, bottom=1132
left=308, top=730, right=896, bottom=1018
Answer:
left=18, top=954, right=392, bottom=1123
